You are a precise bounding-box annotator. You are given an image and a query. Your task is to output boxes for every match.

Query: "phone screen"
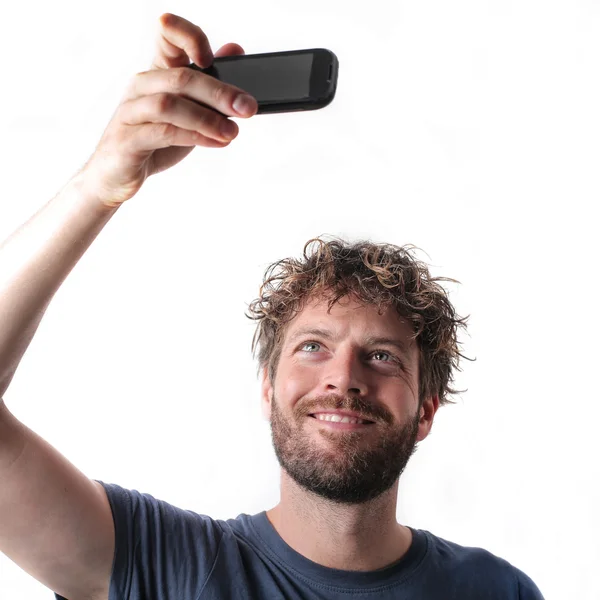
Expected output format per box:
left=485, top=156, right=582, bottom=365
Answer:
left=206, top=53, right=315, bottom=102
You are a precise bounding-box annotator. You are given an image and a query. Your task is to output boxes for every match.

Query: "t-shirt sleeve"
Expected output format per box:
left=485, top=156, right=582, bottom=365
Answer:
left=54, top=480, right=224, bottom=600
left=516, top=566, right=545, bottom=600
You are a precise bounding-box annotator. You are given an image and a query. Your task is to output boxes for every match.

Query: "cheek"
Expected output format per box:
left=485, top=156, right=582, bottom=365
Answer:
left=277, top=361, right=316, bottom=403
left=396, top=390, right=421, bottom=423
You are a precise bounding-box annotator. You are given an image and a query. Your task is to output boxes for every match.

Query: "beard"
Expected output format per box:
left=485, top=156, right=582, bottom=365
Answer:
left=269, top=392, right=421, bottom=505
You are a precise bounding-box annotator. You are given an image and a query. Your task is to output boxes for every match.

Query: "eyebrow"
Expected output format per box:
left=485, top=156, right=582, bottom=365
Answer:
left=287, top=327, right=413, bottom=362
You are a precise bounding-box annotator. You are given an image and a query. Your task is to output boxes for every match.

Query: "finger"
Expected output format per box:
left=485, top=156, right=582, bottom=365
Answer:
left=119, top=90, right=240, bottom=143
left=214, top=43, right=245, bottom=58
left=122, top=119, right=231, bottom=154
left=123, top=67, right=258, bottom=118
left=150, top=13, right=214, bottom=70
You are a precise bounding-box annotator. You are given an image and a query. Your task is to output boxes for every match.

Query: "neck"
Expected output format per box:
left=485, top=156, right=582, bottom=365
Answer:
left=265, top=471, right=412, bottom=572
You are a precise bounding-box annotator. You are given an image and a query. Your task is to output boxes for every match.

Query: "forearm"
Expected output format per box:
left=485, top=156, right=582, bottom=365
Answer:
left=0, top=172, right=120, bottom=395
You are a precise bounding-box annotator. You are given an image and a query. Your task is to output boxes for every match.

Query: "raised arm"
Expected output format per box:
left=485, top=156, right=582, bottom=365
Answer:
left=0, top=13, right=256, bottom=600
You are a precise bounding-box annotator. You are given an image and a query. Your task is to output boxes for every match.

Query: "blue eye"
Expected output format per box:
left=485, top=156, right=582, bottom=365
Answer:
left=301, top=342, right=320, bottom=352
left=372, top=350, right=392, bottom=362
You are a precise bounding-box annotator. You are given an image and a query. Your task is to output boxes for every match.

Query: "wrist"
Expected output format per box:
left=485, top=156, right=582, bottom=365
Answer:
left=68, top=170, right=122, bottom=216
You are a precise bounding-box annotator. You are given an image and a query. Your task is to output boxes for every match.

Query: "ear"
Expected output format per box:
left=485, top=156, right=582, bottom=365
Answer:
left=261, top=366, right=274, bottom=422
left=416, top=394, right=440, bottom=442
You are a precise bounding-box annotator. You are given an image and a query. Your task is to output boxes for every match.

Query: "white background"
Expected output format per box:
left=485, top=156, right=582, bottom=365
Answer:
left=1, top=1, right=598, bottom=599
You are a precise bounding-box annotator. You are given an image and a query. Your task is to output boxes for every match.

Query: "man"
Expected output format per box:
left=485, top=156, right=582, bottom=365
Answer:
left=0, top=12, right=544, bottom=600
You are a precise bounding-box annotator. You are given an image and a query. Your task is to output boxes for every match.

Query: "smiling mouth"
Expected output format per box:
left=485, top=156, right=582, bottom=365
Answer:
left=308, top=415, right=375, bottom=425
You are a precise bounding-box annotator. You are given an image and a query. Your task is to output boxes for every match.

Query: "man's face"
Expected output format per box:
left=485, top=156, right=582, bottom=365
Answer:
left=261, top=293, right=438, bottom=505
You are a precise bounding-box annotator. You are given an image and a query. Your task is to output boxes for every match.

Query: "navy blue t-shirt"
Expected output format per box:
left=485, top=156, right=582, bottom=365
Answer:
left=54, top=480, right=545, bottom=599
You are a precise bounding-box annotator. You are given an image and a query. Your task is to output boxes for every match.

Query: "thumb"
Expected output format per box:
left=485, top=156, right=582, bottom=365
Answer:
left=214, top=43, right=246, bottom=58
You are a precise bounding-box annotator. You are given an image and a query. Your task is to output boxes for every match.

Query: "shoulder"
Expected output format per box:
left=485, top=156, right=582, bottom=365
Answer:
left=419, top=529, right=544, bottom=598
left=93, top=481, right=234, bottom=599
left=97, top=480, right=226, bottom=551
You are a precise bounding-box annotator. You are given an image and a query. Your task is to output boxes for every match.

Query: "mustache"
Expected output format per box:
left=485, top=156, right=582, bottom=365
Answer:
left=297, top=393, right=387, bottom=423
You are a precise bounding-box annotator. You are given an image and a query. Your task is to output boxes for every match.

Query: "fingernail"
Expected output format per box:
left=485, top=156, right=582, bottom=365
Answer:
left=233, top=93, right=257, bottom=116
left=220, top=119, right=238, bottom=140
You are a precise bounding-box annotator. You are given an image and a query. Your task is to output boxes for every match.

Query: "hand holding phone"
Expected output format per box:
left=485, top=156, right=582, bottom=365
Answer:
left=78, top=12, right=338, bottom=209
left=78, top=13, right=259, bottom=209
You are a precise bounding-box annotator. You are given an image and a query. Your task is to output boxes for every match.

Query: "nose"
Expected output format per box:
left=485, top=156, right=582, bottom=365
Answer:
left=321, top=346, right=368, bottom=397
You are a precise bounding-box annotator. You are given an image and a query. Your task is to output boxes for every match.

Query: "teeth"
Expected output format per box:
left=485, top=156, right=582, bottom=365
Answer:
left=315, top=413, right=368, bottom=424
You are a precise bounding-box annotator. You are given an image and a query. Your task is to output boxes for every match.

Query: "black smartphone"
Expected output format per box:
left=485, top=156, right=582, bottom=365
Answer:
left=187, top=48, right=338, bottom=114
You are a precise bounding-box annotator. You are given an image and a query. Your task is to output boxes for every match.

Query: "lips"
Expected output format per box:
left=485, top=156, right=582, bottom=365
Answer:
left=308, top=413, right=375, bottom=425
left=307, top=415, right=375, bottom=430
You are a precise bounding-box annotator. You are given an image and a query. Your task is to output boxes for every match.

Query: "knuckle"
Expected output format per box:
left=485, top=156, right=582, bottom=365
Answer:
left=212, top=83, right=230, bottom=107
left=157, top=122, right=178, bottom=142
left=168, top=66, right=194, bottom=90
left=194, top=110, right=209, bottom=127
left=155, top=92, right=175, bottom=114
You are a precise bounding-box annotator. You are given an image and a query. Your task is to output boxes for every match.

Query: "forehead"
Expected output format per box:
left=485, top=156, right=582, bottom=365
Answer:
left=283, top=294, right=416, bottom=357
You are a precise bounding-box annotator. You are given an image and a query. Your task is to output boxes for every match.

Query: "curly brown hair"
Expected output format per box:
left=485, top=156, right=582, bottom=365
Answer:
left=245, top=236, right=474, bottom=408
